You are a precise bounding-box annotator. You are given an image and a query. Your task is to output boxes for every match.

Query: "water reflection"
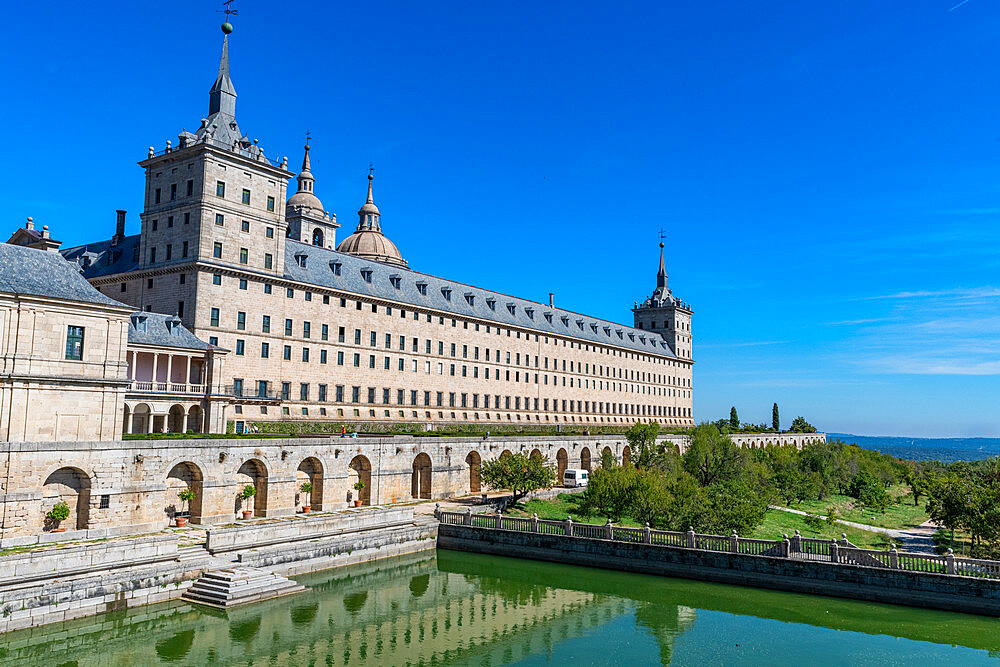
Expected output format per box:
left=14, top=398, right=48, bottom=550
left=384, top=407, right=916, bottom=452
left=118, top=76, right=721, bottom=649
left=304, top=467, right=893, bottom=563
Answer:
left=0, top=549, right=998, bottom=666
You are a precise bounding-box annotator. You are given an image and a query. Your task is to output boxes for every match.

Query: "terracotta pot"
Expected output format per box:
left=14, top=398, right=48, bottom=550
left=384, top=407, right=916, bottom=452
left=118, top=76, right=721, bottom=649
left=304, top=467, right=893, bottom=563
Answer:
left=51, top=528, right=66, bottom=533
left=302, top=506, right=311, bottom=513
left=175, top=517, right=188, bottom=528
left=241, top=510, right=253, bottom=519
left=354, top=500, right=362, bottom=507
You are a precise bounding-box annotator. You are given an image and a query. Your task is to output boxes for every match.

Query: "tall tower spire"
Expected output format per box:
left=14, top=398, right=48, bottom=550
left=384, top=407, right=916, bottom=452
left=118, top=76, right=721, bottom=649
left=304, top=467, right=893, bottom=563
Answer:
left=208, top=25, right=237, bottom=118
left=657, top=241, right=667, bottom=290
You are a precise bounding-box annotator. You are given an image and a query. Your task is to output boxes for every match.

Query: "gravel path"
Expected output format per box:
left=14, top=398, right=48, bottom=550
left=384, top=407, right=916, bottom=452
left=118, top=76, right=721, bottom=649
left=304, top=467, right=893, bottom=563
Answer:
left=770, top=505, right=939, bottom=554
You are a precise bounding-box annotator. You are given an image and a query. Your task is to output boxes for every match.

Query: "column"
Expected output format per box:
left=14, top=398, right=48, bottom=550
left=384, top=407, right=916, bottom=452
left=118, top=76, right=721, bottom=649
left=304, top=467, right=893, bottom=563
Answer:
left=146, top=412, right=154, bottom=433
left=185, top=356, right=192, bottom=390
left=166, top=354, right=174, bottom=390
left=128, top=351, right=135, bottom=380
left=151, top=354, right=159, bottom=389
left=125, top=410, right=133, bottom=435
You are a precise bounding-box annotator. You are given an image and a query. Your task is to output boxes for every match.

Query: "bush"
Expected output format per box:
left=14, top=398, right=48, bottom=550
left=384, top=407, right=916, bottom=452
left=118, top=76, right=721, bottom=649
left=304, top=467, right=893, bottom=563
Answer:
left=300, top=482, right=313, bottom=494
left=480, top=452, right=555, bottom=503
left=241, top=485, right=256, bottom=499
left=178, top=487, right=195, bottom=503
left=46, top=501, right=70, bottom=523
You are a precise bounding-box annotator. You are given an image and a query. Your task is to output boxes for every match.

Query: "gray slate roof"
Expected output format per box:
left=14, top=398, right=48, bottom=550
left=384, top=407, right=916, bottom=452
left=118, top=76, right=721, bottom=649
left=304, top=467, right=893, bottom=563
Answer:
left=127, top=312, right=212, bottom=350
left=0, top=243, right=127, bottom=307
left=61, top=235, right=142, bottom=279
left=284, top=240, right=678, bottom=359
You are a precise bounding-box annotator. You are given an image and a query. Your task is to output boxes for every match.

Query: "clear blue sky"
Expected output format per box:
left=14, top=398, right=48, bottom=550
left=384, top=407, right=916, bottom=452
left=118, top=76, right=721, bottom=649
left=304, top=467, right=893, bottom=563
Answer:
left=2, top=1, right=999, bottom=437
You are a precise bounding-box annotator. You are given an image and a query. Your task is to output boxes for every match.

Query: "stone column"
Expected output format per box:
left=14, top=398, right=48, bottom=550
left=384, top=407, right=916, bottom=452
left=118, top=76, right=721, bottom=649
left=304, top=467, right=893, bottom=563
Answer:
left=565, top=516, right=573, bottom=537
left=151, top=354, right=159, bottom=388
left=531, top=513, right=539, bottom=532
left=166, top=354, right=174, bottom=388
left=946, top=548, right=956, bottom=575
left=464, top=508, right=472, bottom=526
left=147, top=413, right=155, bottom=433
left=605, top=519, right=613, bottom=540
left=687, top=526, right=696, bottom=549
left=644, top=522, right=652, bottom=544
left=730, top=530, right=739, bottom=553
left=125, top=410, right=134, bottom=436
left=830, top=540, right=839, bottom=563
left=185, top=356, right=192, bottom=389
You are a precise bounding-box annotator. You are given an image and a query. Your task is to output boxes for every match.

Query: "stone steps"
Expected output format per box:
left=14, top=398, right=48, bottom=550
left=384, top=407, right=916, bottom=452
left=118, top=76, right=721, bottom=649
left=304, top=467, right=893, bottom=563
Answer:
left=175, top=546, right=208, bottom=562
left=181, top=567, right=306, bottom=609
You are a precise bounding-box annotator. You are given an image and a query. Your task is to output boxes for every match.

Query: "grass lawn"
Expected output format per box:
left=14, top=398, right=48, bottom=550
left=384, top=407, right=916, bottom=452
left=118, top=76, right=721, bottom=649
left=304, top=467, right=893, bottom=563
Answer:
left=788, top=485, right=929, bottom=530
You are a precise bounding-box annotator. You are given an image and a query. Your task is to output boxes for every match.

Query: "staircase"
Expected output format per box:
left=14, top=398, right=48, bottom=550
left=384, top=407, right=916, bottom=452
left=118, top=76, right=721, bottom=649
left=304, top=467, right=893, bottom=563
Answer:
left=181, top=567, right=306, bottom=609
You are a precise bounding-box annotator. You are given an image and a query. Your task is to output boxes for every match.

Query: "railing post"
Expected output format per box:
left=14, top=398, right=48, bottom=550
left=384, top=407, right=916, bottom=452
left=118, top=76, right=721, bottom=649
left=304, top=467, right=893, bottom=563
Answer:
left=783, top=534, right=791, bottom=558
left=565, top=516, right=574, bottom=537
left=531, top=513, right=539, bottom=532
left=687, top=526, right=696, bottom=549
left=889, top=545, right=898, bottom=569
left=605, top=519, right=613, bottom=540
left=946, top=548, right=956, bottom=575
left=644, top=522, right=652, bottom=544
left=839, top=532, right=849, bottom=548
left=830, top=540, right=839, bottom=564
left=495, top=509, right=502, bottom=530
left=730, top=530, right=739, bottom=554
left=434, top=503, right=441, bottom=520
left=792, top=529, right=801, bottom=554
left=464, top=508, right=472, bottom=526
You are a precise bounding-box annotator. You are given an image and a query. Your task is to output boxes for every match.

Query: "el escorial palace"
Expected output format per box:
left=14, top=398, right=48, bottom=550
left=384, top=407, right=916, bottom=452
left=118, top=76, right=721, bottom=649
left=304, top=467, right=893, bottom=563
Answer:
left=2, top=28, right=694, bottom=443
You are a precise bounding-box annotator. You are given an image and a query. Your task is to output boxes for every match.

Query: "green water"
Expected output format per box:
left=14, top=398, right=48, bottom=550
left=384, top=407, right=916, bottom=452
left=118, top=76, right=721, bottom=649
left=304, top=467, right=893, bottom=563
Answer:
left=2, top=550, right=999, bottom=666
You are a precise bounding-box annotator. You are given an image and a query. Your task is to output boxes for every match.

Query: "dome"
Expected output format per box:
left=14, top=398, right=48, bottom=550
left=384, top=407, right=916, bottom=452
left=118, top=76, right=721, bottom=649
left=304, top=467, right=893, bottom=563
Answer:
left=336, top=230, right=406, bottom=266
left=287, top=190, right=324, bottom=211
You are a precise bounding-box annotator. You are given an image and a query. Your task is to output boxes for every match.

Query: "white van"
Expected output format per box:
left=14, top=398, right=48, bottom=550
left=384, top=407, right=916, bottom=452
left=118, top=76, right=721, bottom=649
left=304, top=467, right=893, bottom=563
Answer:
left=563, top=469, right=589, bottom=488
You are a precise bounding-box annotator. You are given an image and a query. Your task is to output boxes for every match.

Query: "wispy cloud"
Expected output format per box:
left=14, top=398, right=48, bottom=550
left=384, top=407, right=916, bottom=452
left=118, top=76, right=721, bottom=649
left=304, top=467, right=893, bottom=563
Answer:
left=698, top=340, right=789, bottom=349
left=825, top=317, right=896, bottom=326
left=863, top=287, right=1000, bottom=301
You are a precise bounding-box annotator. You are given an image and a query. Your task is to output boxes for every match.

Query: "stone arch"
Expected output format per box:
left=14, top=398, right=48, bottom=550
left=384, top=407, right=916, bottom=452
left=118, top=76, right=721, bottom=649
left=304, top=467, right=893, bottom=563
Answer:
left=166, top=461, right=203, bottom=524
left=186, top=405, right=204, bottom=433
left=131, top=402, right=152, bottom=434
left=168, top=404, right=186, bottom=433
left=312, top=228, right=324, bottom=247
left=580, top=447, right=592, bottom=471
left=348, top=455, right=372, bottom=506
left=530, top=448, right=542, bottom=462
left=412, top=453, right=432, bottom=500
left=236, top=459, right=268, bottom=517
left=42, top=467, right=91, bottom=531
left=623, top=445, right=631, bottom=465
left=466, top=451, right=482, bottom=494
left=297, top=457, right=324, bottom=510
left=601, top=446, right=614, bottom=467
left=500, top=449, right=513, bottom=460
left=556, top=448, right=568, bottom=481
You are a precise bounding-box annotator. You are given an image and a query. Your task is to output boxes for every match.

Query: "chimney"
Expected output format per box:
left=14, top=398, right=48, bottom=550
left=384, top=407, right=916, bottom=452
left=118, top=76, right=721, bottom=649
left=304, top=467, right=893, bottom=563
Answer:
left=41, top=225, right=49, bottom=238
left=112, top=210, right=126, bottom=246
left=548, top=292, right=554, bottom=308
left=25, top=216, right=34, bottom=231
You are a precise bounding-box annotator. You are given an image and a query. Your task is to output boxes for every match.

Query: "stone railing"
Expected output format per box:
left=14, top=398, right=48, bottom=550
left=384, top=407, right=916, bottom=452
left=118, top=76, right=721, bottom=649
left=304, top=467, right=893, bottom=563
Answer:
left=437, top=508, right=1000, bottom=580
left=129, top=381, right=206, bottom=395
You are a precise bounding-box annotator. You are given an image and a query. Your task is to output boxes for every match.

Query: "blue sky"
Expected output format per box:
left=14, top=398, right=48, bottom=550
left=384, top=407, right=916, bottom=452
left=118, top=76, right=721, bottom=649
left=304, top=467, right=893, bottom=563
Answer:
left=3, top=2, right=1000, bottom=437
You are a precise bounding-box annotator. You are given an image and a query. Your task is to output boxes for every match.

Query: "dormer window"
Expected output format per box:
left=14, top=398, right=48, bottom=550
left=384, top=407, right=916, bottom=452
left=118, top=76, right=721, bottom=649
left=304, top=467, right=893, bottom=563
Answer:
left=561, top=316, right=570, bottom=326
left=416, top=281, right=427, bottom=295
left=361, top=269, right=373, bottom=283
left=330, top=261, right=342, bottom=276
left=591, top=324, right=599, bottom=333
left=294, top=254, right=307, bottom=268
left=486, top=297, right=496, bottom=311
left=628, top=333, right=635, bottom=341
left=525, top=308, right=534, bottom=319
left=390, top=275, right=402, bottom=289
left=603, top=326, right=611, bottom=335
left=544, top=312, right=553, bottom=323
left=616, top=329, right=623, bottom=339
left=639, top=335, right=646, bottom=343
left=441, top=287, right=452, bottom=300
left=465, top=293, right=475, bottom=306
left=576, top=319, right=584, bottom=330
left=506, top=303, right=516, bottom=316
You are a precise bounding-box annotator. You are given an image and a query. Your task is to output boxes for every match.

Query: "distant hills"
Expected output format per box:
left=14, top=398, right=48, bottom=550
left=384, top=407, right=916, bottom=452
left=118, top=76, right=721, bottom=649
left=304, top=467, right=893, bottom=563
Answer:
left=829, top=433, right=1000, bottom=464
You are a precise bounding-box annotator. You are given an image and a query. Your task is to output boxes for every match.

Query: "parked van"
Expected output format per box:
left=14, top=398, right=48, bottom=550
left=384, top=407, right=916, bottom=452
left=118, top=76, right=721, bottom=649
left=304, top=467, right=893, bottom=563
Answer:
left=563, top=468, right=589, bottom=488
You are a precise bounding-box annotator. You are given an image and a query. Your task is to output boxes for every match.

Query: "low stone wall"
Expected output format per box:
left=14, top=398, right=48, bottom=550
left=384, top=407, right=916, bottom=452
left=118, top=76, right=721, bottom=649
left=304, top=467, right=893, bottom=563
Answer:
left=205, top=506, right=415, bottom=553
left=438, top=524, right=1000, bottom=616
left=0, top=534, right=177, bottom=580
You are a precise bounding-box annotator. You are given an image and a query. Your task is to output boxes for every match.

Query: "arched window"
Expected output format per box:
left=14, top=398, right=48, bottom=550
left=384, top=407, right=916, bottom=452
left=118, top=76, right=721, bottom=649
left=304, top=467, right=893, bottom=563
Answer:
left=312, top=228, right=324, bottom=247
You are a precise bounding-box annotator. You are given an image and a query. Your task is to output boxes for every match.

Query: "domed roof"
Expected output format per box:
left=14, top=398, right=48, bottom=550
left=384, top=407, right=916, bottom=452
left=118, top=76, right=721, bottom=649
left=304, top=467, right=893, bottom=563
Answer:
left=336, top=230, right=406, bottom=266
left=286, top=143, right=324, bottom=212
left=287, top=189, right=324, bottom=211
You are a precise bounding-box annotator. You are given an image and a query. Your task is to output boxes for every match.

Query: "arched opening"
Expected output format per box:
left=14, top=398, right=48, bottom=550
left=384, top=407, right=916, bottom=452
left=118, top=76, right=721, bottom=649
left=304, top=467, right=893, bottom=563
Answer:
left=43, top=467, right=91, bottom=531
left=530, top=449, right=542, bottom=462
left=580, top=447, right=592, bottom=471
left=556, top=448, right=568, bottom=481
left=623, top=445, right=631, bottom=466
left=236, top=459, right=268, bottom=518
left=122, top=405, right=130, bottom=437
left=186, top=405, right=204, bottom=433
left=601, top=446, right=614, bottom=467
left=411, top=453, right=432, bottom=500
left=312, top=228, right=324, bottom=247
left=131, top=403, right=151, bottom=434
left=168, top=405, right=186, bottom=433
left=166, top=461, right=204, bottom=524
left=500, top=449, right=513, bottom=460
left=466, top=451, right=482, bottom=493
left=348, top=455, right=372, bottom=506
left=296, top=457, right=323, bottom=510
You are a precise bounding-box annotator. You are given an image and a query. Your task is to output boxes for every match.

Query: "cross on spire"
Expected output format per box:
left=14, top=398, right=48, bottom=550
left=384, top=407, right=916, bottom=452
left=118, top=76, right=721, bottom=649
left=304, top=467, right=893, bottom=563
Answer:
left=218, top=0, right=239, bottom=21
left=658, top=228, right=667, bottom=243
left=369, top=162, right=375, bottom=177
left=305, top=129, right=311, bottom=146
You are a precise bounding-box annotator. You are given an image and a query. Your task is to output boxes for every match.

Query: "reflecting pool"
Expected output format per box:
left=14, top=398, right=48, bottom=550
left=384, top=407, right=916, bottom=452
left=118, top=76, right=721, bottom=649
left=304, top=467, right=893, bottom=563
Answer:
left=1, top=549, right=999, bottom=665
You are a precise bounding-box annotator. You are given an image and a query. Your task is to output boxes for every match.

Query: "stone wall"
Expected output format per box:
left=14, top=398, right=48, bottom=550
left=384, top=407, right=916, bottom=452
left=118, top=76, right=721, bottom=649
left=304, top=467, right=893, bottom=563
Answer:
left=438, top=523, right=1000, bottom=616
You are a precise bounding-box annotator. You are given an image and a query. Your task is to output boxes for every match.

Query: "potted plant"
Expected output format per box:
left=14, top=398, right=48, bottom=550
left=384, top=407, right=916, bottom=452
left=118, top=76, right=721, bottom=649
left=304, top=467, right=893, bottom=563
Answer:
left=240, top=484, right=256, bottom=519
left=300, top=482, right=313, bottom=513
left=47, top=501, right=70, bottom=532
left=353, top=480, right=365, bottom=507
left=176, top=487, right=195, bottom=527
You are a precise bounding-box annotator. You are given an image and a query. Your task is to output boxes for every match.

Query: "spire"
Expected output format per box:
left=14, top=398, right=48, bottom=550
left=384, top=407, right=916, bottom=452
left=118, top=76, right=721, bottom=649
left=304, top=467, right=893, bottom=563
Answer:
left=366, top=173, right=374, bottom=205
left=295, top=140, right=315, bottom=194
left=208, top=31, right=237, bottom=118
left=357, top=170, right=382, bottom=232
left=657, top=242, right=667, bottom=290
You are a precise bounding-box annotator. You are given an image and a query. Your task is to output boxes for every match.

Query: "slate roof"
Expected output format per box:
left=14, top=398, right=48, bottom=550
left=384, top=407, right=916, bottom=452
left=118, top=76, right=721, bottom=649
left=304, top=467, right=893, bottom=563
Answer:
left=127, top=312, right=212, bottom=350
left=284, top=240, right=678, bottom=359
left=0, top=243, right=128, bottom=308
left=61, top=235, right=142, bottom=279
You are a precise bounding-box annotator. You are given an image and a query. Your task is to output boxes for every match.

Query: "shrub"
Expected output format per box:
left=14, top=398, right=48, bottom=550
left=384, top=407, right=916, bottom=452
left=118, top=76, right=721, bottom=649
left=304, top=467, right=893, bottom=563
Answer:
left=300, top=482, right=313, bottom=494
left=47, top=501, right=70, bottom=523
left=177, top=487, right=196, bottom=503
left=241, top=484, right=256, bottom=499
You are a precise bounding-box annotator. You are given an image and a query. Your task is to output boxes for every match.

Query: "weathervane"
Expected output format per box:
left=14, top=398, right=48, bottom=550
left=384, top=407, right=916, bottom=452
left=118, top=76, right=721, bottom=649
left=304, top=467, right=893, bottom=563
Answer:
left=218, top=0, right=238, bottom=33
left=369, top=162, right=375, bottom=177
left=658, top=228, right=667, bottom=245
left=305, top=129, right=311, bottom=146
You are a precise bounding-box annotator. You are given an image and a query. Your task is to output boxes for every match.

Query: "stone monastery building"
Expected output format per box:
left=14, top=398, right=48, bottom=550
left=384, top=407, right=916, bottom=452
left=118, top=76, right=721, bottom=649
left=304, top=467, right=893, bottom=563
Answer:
left=43, top=29, right=694, bottom=434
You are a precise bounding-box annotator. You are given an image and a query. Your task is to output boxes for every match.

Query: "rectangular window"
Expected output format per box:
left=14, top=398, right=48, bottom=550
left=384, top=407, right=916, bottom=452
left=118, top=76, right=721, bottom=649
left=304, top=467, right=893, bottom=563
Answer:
left=319, top=384, right=327, bottom=401
left=237, top=311, right=246, bottom=330
left=267, top=195, right=275, bottom=211
left=385, top=388, right=392, bottom=404
left=303, top=321, right=311, bottom=338
left=337, top=351, right=344, bottom=365
left=261, top=342, right=270, bottom=358
left=300, top=383, right=309, bottom=400
left=213, top=242, right=222, bottom=258
left=215, top=213, right=224, bottom=226
left=287, top=288, right=294, bottom=299
left=281, top=382, right=291, bottom=400
left=336, top=385, right=344, bottom=402
left=167, top=215, right=173, bottom=228
left=266, top=226, right=274, bottom=238
left=320, top=349, right=327, bottom=364
left=383, top=357, right=390, bottom=370
left=367, top=387, right=376, bottom=404
left=216, top=181, right=226, bottom=197
left=303, top=348, right=310, bottom=363
left=321, top=324, right=329, bottom=341
left=338, top=327, right=345, bottom=343
left=239, top=248, right=248, bottom=264
left=210, top=308, right=220, bottom=327
left=353, top=353, right=360, bottom=367
left=242, top=189, right=251, bottom=205
left=264, top=283, right=272, bottom=294
left=235, top=339, right=245, bottom=355
left=154, top=188, right=161, bottom=204
left=283, top=345, right=292, bottom=360
left=369, top=354, right=376, bottom=369
left=241, top=220, right=250, bottom=232
left=262, top=315, right=271, bottom=333
left=233, top=379, right=243, bottom=396
left=182, top=241, right=188, bottom=258
left=177, top=301, right=184, bottom=318
left=264, top=253, right=273, bottom=269
left=65, top=326, right=84, bottom=360
left=184, top=212, right=190, bottom=225
left=352, top=386, right=360, bottom=403
left=354, top=329, right=362, bottom=345
left=170, top=183, right=177, bottom=200
left=186, top=179, right=194, bottom=196
left=239, top=278, right=247, bottom=290
left=285, top=319, right=293, bottom=336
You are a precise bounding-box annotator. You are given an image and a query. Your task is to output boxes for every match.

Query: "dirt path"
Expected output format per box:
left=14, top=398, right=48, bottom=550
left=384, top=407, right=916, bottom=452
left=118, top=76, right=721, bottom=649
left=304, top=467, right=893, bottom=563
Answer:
left=770, top=506, right=939, bottom=554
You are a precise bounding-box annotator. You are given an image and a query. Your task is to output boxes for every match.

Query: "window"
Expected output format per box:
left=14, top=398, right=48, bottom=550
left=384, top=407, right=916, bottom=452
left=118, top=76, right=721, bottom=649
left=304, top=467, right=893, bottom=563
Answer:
left=213, top=242, right=222, bottom=258
left=337, top=351, right=344, bottom=365
left=239, top=248, right=248, bottom=264
left=261, top=315, right=271, bottom=333
left=267, top=195, right=275, bottom=211
left=65, top=326, right=84, bottom=360
left=261, top=342, right=270, bottom=358
left=184, top=212, right=190, bottom=225
left=149, top=247, right=156, bottom=263
left=336, top=385, right=344, bottom=402
left=338, top=326, right=345, bottom=343
left=283, top=345, right=292, bottom=360
left=264, top=253, right=273, bottom=269
left=321, top=324, right=329, bottom=341
left=320, top=349, right=327, bottom=364
left=303, top=321, right=311, bottom=338
left=154, top=188, right=161, bottom=204
left=281, top=382, right=291, bottom=400
left=120, top=283, right=126, bottom=292
left=242, top=189, right=251, bottom=205
left=369, top=355, right=376, bottom=369
left=210, top=308, right=220, bottom=327
left=237, top=311, right=246, bottom=330
left=233, top=379, right=243, bottom=396
left=239, top=279, right=247, bottom=290
left=352, top=386, right=360, bottom=403
left=215, top=213, right=224, bottom=226
left=241, top=220, right=250, bottom=232
left=287, top=288, right=294, bottom=299
left=235, top=339, right=245, bottom=355
left=216, top=181, right=225, bottom=197
left=264, top=283, right=272, bottom=294
left=353, top=353, right=360, bottom=367
left=147, top=278, right=153, bottom=289
left=186, top=179, right=194, bottom=196
left=182, top=241, right=188, bottom=258
left=266, top=226, right=274, bottom=238
left=300, top=383, right=309, bottom=401
left=305, top=291, right=312, bottom=302
left=165, top=244, right=172, bottom=260
left=354, top=329, right=362, bottom=345
left=285, top=319, right=293, bottom=336
left=167, top=215, right=174, bottom=228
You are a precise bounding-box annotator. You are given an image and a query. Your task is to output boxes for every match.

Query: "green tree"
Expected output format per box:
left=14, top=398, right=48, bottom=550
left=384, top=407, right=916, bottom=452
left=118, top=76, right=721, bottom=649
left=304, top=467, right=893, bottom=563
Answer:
left=625, top=421, right=661, bottom=470
left=765, top=445, right=814, bottom=506
left=771, top=403, right=780, bottom=431
left=849, top=470, right=890, bottom=514
left=729, top=407, right=739, bottom=430
left=926, top=470, right=970, bottom=549
left=681, top=424, right=744, bottom=487
left=580, top=465, right=638, bottom=522
left=788, top=416, right=816, bottom=433
left=480, top=452, right=555, bottom=504
left=698, top=480, right=768, bottom=535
